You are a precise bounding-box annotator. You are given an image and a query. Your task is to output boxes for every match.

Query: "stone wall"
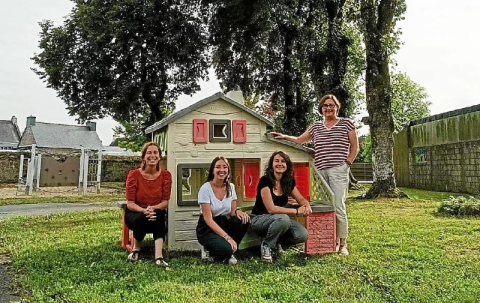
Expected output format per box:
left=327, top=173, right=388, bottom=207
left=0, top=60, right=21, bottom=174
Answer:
left=409, top=140, right=480, bottom=194
left=0, top=153, right=21, bottom=184
left=0, top=153, right=142, bottom=185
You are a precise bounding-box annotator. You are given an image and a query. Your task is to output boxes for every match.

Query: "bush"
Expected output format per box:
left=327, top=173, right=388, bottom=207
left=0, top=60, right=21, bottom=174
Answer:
left=436, top=196, right=480, bottom=216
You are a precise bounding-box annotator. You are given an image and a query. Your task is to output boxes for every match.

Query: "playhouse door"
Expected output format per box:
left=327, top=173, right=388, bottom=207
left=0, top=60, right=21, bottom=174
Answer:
left=234, top=159, right=260, bottom=206
left=293, top=162, right=310, bottom=200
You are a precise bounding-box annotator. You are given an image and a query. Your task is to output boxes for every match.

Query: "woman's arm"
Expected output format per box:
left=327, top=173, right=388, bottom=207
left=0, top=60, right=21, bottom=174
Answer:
left=270, top=130, right=311, bottom=145
left=346, top=129, right=359, bottom=164
left=261, top=187, right=301, bottom=215
left=201, top=203, right=237, bottom=251
left=290, top=187, right=312, bottom=216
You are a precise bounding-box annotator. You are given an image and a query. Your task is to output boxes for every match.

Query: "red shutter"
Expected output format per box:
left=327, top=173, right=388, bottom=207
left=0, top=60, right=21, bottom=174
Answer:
left=232, top=119, right=247, bottom=143
left=293, top=163, right=310, bottom=200
left=193, top=119, right=208, bottom=143
left=244, top=162, right=260, bottom=198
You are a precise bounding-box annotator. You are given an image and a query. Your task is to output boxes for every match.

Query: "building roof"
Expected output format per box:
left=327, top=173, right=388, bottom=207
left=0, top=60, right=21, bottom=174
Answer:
left=18, top=122, right=102, bottom=150
left=407, top=103, right=480, bottom=126
left=102, top=146, right=141, bottom=156
left=0, top=120, right=21, bottom=144
left=145, top=92, right=274, bottom=134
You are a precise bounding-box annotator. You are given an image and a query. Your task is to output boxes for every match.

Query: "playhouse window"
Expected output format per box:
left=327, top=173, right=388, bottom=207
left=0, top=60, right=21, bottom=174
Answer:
left=177, top=164, right=210, bottom=206
left=209, top=119, right=231, bottom=142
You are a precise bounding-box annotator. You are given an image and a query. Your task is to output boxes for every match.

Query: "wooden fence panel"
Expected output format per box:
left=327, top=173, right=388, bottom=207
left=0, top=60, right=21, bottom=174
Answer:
left=351, top=163, right=373, bottom=181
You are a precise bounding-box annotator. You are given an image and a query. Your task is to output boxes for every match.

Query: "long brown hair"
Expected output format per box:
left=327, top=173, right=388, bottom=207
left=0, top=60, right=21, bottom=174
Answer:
left=265, top=151, right=295, bottom=196
left=206, top=156, right=232, bottom=198
left=140, top=142, right=162, bottom=171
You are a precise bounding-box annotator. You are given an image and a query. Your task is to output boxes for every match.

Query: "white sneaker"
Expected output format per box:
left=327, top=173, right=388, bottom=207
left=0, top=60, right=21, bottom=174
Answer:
left=338, top=245, right=349, bottom=256
left=335, top=242, right=340, bottom=253
left=201, top=246, right=210, bottom=259
left=228, top=255, right=238, bottom=265
left=261, top=241, right=273, bottom=262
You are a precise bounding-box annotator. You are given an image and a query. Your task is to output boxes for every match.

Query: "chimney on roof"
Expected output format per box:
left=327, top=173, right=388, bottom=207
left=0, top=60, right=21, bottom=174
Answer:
left=26, top=116, right=36, bottom=127
left=226, top=90, right=245, bottom=105
left=86, top=121, right=96, bottom=131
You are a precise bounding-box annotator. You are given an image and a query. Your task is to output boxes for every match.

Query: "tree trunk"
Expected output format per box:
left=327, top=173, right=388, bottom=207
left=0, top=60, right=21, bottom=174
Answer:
left=362, top=0, right=399, bottom=198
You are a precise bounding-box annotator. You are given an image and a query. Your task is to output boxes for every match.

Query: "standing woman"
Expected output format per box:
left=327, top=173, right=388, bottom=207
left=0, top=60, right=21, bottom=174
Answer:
left=125, top=142, right=172, bottom=266
left=196, top=157, right=250, bottom=265
left=271, top=94, right=359, bottom=256
left=251, top=151, right=312, bottom=262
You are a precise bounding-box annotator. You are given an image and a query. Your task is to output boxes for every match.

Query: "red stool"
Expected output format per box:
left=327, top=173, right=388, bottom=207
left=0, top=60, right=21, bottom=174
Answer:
left=119, top=202, right=135, bottom=252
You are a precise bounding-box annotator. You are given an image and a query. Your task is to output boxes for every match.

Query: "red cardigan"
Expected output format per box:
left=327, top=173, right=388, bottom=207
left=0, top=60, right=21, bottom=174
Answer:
left=125, top=169, right=172, bottom=208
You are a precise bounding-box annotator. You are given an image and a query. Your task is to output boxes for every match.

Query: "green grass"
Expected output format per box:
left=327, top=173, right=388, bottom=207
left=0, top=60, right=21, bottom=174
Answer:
left=1, top=188, right=480, bottom=302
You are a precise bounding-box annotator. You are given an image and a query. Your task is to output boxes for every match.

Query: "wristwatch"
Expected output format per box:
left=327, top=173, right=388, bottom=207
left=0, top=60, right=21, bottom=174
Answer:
left=345, top=160, right=352, bottom=167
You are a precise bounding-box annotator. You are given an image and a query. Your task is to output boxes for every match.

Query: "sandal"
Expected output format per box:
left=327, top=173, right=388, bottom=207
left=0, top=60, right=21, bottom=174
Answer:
left=154, top=257, right=169, bottom=267
left=127, top=250, right=140, bottom=262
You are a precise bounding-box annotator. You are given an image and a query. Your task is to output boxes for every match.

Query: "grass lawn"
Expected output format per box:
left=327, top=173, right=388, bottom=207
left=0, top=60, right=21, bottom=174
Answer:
left=0, top=187, right=479, bottom=302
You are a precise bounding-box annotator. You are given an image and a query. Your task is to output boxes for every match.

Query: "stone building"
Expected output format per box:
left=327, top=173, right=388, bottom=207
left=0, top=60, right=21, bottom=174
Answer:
left=0, top=116, right=21, bottom=150
left=393, top=104, right=480, bottom=194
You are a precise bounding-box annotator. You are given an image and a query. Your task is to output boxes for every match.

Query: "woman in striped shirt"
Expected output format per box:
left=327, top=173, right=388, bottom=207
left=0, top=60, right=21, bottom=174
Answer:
left=271, top=94, right=359, bottom=256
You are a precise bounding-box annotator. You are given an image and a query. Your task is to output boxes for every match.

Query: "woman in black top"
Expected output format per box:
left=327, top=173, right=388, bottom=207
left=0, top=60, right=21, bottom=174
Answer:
left=251, top=151, right=312, bottom=262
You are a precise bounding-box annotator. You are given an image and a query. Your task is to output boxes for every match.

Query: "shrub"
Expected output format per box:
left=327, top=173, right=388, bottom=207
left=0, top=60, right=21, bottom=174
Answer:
left=436, top=196, right=480, bottom=216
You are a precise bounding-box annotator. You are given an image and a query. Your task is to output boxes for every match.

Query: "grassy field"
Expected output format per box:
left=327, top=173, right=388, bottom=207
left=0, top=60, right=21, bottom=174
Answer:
left=0, top=187, right=479, bottom=302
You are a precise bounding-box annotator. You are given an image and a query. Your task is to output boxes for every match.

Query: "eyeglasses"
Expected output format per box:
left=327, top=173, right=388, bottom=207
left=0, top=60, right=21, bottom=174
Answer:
left=322, top=104, right=336, bottom=109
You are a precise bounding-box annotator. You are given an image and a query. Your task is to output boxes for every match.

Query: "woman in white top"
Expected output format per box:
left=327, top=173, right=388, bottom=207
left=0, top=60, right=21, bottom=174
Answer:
left=196, top=157, right=250, bottom=264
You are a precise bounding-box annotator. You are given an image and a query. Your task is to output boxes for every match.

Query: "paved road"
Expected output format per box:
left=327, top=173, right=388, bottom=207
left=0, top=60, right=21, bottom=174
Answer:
left=0, top=203, right=116, bottom=221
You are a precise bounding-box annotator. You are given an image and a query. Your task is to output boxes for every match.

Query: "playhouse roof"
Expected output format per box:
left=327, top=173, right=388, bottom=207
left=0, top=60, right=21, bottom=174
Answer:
left=265, top=133, right=314, bottom=154
left=145, top=92, right=274, bottom=134
left=18, top=122, right=102, bottom=150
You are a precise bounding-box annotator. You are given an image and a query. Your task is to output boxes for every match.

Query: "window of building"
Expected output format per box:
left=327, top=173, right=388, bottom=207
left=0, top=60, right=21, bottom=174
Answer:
left=177, top=164, right=210, bottom=206
left=209, top=119, right=231, bottom=143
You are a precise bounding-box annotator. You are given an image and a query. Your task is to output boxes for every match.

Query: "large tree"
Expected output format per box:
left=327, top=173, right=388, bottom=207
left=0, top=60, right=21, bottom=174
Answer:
left=359, top=71, right=431, bottom=162
left=205, top=0, right=364, bottom=135
left=32, top=0, right=210, bottom=126
left=359, top=0, right=406, bottom=198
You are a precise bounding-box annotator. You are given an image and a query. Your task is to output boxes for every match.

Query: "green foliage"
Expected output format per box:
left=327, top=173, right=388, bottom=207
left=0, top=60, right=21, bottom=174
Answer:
left=31, top=0, right=210, bottom=125
left=391, top=72, right=431, bottom=132
left=437, top=196, right=480, bottom=216
left=358, top=72, right=430, bottom=163
left=2, top=191, right=480, bottom=302
left=206, top=0, right=365, bottom=135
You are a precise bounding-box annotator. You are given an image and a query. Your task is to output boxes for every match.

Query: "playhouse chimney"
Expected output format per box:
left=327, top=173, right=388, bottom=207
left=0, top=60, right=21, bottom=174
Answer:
left=26, top=116, right=36, bottom=127
left=226, top=90, right=245, bottom=105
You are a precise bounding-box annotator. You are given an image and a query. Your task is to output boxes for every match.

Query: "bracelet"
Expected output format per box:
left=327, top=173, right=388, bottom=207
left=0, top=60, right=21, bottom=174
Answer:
left=346, top=160, right=352, bottom=167
left=234, top=209, right=239, bottom=216
left=223, top=235, right=230, bottom=241
left=296, top=208, right=299, bottom=215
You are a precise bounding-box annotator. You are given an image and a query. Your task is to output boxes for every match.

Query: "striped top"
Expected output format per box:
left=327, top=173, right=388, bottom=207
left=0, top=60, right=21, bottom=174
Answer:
left=307, top=118, right=355, bottom=170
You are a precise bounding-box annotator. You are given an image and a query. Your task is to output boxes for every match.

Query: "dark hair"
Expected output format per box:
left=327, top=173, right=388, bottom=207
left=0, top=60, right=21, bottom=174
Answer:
left=140, top=142, right=161, bottom=171
left=318, top=94, right=341, bottom=115
left=206, top=157, right=232, bottom=198
left=265, top=151, right=295, bottom=196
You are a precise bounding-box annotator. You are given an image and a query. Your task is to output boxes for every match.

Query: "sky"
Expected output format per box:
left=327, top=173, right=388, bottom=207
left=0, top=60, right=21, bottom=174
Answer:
left=1, top=0, right=479, bottom=145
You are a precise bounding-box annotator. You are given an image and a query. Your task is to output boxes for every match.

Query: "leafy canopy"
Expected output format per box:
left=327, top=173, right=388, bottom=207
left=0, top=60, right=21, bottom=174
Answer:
left=32, top=0, right=210, bottom=125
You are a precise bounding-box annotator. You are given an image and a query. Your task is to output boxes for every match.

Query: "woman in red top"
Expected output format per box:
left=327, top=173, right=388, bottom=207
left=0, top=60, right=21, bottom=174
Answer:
left=125, top=142, right=172, bottom=266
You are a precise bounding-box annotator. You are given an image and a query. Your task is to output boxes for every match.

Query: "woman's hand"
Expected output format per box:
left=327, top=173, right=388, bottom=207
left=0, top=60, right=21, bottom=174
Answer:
left=226, top=237, right=237, bottom=252
left=297, top=205, right=310, bottom=216
left=145, top=206, right=157, bottom=221
left=236, top=210, right=250, bottom=224
left=270, top=132, right=286, bottom=139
